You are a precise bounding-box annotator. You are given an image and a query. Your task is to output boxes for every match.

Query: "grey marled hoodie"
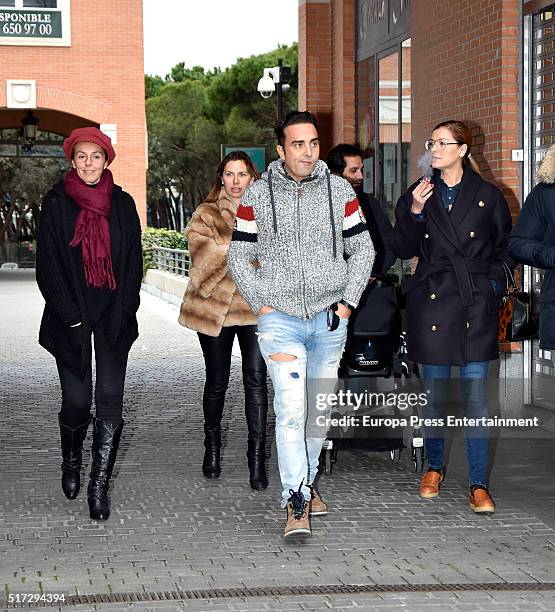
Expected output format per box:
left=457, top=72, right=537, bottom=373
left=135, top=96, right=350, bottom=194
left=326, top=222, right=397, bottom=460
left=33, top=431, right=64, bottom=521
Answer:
left=227, top=159, right=375, bottom=320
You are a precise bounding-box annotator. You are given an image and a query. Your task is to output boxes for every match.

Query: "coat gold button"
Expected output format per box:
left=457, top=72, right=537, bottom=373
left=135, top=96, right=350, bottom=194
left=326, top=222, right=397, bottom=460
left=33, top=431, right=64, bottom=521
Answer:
left=424, top=233, right=430, bottom=239
left=478, top=201, right=485, bottom=207
left=430, top=293, right=436, bottom=300
left=431, top=325, right=437, bottom=331
left=469, top=231, right=475, bottom=237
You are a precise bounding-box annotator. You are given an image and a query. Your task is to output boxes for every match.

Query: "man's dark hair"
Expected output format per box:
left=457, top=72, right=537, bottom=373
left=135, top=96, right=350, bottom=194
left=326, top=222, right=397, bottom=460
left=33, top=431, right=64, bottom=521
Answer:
left=326, top=143, right=364, bottom=175
left=274, top=111, right=318, bottom=147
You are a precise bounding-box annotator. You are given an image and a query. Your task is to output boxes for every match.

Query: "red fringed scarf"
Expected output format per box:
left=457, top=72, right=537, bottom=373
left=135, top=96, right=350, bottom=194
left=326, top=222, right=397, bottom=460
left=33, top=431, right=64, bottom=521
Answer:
left=64, top=168, right=116, bottom=290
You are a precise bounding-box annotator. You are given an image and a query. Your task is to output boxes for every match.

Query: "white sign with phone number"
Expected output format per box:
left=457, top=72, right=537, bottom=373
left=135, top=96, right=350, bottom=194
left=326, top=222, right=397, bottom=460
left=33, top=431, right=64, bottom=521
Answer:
left=0, top=0, right=70, bottom=46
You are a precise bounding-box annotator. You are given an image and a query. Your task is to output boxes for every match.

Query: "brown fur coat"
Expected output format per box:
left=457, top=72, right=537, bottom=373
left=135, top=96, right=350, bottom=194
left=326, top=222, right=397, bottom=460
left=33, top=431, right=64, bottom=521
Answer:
left=178, top=190, right=257, bottom=336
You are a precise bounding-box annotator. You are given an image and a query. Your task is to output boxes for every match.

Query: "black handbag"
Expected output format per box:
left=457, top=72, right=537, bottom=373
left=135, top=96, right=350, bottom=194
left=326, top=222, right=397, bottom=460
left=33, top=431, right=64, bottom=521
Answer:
left=498, top=263, right=538, bottom=342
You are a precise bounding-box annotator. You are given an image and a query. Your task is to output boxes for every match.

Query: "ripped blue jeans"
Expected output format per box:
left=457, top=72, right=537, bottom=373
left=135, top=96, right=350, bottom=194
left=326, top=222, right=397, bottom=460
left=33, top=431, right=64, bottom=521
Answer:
left=257, top=309, right=348, bottom=507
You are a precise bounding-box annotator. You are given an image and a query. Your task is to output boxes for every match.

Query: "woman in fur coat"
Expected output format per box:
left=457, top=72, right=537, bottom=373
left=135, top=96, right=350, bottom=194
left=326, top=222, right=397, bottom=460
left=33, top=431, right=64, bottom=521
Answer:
left=179, top=151, right=269, bottom=489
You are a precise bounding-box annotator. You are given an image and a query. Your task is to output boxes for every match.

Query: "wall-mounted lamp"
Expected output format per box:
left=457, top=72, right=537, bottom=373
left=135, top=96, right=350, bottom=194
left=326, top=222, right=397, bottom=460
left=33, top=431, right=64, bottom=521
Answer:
left=21, top=111, right=39, bottom=152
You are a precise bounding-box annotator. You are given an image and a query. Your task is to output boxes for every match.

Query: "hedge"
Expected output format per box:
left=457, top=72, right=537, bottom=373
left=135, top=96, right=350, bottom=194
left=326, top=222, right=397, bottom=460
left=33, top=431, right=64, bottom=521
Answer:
left=141, top=227, right=188, bottom=274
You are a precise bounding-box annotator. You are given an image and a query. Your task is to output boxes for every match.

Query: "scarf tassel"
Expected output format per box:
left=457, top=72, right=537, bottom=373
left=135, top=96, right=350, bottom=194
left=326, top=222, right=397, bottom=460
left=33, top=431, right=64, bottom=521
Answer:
left=83, top=256, right=116, bottom=290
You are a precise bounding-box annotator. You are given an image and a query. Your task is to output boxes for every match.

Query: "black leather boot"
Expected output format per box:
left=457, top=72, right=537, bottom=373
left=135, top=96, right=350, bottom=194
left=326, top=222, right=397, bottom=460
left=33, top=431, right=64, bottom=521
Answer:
left=201, top=372, right=225, bottom=479
left=59, top=414, right=91, bottom=499
left=244, top=369, right=269, bottom=490
left=87, top=418, right=124, bottom=521
left=247, top=439, right=268, bottom=490
left=202, top=426, right=221, bottom=478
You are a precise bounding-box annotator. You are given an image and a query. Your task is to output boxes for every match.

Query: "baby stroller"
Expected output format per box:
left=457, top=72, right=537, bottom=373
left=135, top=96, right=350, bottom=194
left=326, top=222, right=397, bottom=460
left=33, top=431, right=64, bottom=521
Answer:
left=319, top=277, right=425, bottom=475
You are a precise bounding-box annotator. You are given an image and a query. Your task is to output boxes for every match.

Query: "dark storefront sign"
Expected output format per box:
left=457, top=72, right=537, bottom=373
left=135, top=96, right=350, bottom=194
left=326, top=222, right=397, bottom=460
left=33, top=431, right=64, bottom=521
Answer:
left=357, top=0, right=410, bottom=60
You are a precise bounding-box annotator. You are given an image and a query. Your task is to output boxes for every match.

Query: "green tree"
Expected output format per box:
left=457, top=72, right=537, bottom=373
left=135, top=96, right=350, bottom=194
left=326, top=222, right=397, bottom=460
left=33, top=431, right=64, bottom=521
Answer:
left=146, top=42, right=298, bottom=229
left=168, top=63, right=219, bottom=84
left=0, top=156, right=66, bottom=243
left=146, top=79, right=222, bottom=229
left=145, top=74, right=165, bottom=99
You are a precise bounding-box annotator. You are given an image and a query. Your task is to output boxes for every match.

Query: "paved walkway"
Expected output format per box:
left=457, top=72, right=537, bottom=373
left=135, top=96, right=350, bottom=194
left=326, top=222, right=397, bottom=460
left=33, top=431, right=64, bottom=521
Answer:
left=1, top=270, right=555, bottom=611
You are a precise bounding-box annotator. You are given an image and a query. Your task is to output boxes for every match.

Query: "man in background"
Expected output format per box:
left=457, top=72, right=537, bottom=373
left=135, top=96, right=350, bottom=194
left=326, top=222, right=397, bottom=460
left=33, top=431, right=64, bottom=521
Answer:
left=327, top=144, right=396, bottom=277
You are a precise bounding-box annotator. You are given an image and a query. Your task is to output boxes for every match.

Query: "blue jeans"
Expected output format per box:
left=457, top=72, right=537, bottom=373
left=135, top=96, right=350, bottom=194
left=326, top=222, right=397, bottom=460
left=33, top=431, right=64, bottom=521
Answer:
left=257, top=310, right=348, bottom=507
left=423, top=362, right=490, bottom=487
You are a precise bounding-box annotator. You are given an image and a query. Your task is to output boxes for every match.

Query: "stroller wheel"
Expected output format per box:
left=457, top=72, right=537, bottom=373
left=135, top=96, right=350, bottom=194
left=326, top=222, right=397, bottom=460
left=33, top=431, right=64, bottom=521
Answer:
left=326, top=450, right=333, bottom=474
left=323, top=449, right=333, bottom=475
left=413, top=447, right=425, bottom=472
left=319, top=447, right=334, bottom=475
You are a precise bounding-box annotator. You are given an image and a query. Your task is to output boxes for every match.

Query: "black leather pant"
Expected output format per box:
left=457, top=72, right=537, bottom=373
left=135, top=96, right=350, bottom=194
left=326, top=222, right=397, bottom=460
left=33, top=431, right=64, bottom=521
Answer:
left=197, top=325, right=268, bottom=442
left=56, top=326, right=128, bottom=428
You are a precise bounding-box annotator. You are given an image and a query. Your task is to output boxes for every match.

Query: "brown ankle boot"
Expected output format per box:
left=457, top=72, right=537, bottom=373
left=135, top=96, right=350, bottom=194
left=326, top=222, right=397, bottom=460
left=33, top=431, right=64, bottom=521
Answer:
left=420, top=469, right=444, bottom=499
left=469, top=486, right=495, bottom=514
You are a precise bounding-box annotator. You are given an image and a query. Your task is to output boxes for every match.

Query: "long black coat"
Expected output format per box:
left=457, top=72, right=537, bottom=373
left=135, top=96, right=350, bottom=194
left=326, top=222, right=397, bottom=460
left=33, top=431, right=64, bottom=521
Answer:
left=359, top=192, right=397, bottom=276
left=36, top=180, right=143, bottom=379
left=509, top=169, right=555, bottom=348
left=390, top=168, right=513, bottom=365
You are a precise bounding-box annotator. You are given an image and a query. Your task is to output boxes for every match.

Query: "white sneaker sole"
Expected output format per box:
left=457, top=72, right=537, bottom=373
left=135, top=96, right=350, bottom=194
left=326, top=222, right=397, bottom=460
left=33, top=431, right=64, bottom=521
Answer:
left=284, top=527, right=312, bottom=538
left=309, top=509, right=328, bottom=516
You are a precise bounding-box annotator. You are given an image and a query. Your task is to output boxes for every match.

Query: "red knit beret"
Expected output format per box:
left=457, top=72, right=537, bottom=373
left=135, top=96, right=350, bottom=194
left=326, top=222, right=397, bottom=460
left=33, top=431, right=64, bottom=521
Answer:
left=63, top=127, right=116, bottom=165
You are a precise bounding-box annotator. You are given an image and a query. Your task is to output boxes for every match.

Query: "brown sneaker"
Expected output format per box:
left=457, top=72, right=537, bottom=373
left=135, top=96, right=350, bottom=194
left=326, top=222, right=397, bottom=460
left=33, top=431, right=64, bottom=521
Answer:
left=309, top=486, right=328, bottom=516
left=469, top=486, right=495, bottom=514
left=284, top=487, right=311, bottom=538
left=419, top=469, right=444, bottom=499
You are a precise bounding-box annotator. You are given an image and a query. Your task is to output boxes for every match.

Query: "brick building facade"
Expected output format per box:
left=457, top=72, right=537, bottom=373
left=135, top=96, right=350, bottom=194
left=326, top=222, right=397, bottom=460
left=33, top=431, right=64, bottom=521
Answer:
left=0, top=0, right=146, bottom=223
left=299, top=0, right=523, bottom=218
left=299, top=0, right=555, bottom=398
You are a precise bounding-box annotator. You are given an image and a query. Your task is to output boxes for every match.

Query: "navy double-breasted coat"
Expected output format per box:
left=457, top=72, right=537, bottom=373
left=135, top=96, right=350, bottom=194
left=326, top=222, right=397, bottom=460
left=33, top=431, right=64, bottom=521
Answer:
left=390, top=168, right=514, bottom=366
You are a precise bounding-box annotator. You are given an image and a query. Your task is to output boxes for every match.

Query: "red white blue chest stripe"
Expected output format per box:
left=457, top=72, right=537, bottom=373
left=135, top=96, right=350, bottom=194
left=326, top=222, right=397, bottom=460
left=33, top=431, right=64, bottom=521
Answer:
left=233, top=198, right=366, bottom=242
left=233, top=204, right=257, bottom=242
left=342, top=198, right=367, bottom=238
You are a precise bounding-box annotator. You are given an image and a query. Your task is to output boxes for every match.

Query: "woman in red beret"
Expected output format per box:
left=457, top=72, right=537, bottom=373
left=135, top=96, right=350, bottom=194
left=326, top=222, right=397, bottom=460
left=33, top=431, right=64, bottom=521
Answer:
left=36, top=127, right=142, bottom=521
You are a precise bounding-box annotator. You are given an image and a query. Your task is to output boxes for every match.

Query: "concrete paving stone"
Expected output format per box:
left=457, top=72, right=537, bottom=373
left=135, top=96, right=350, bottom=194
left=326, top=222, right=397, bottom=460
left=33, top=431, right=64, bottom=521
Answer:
left=3, top=277, right=555, bottom=609
left=225, top=602, right=277, bottom=612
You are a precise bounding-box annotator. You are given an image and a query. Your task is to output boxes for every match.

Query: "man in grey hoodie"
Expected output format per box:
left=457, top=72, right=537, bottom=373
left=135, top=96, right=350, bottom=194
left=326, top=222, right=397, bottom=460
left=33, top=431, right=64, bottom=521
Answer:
left=228, top=111, right=374, bottom=538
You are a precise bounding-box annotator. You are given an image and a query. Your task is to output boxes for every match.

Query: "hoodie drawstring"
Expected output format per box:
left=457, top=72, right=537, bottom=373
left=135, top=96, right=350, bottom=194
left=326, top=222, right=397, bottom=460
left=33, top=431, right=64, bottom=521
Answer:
left=268, top=169, right=279, bottom=235
left=326, top=171, right=337, bottom=259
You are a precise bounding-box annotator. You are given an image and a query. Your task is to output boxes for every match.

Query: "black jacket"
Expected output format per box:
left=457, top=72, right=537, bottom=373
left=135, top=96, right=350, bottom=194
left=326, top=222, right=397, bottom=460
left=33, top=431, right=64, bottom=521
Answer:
left=36, top=180, right=143, bottom=379
left=358, top=192, right=396, bottom=276
left=509, top=181, right=555, bottom=349
left=390, top=168, right=514, bottom=365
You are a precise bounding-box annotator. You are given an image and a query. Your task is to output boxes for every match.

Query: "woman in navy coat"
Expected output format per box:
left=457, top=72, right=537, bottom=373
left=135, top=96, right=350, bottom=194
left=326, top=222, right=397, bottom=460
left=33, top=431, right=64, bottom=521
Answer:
left=390, top=120, right=514, bottom=514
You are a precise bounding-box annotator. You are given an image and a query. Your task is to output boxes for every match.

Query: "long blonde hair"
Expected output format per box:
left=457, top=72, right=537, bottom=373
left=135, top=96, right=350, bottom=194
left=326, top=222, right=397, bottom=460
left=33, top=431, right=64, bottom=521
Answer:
left=432, top=120, right=481, bottom=176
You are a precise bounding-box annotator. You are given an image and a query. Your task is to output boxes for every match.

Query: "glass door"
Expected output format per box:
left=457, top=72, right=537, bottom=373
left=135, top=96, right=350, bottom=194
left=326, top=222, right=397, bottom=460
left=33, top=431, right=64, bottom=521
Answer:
left=377, top=50, right=400, bottom=214
left=376, top=40, right=412, bottom=280
left=530, top=5, right=555, bottom=408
